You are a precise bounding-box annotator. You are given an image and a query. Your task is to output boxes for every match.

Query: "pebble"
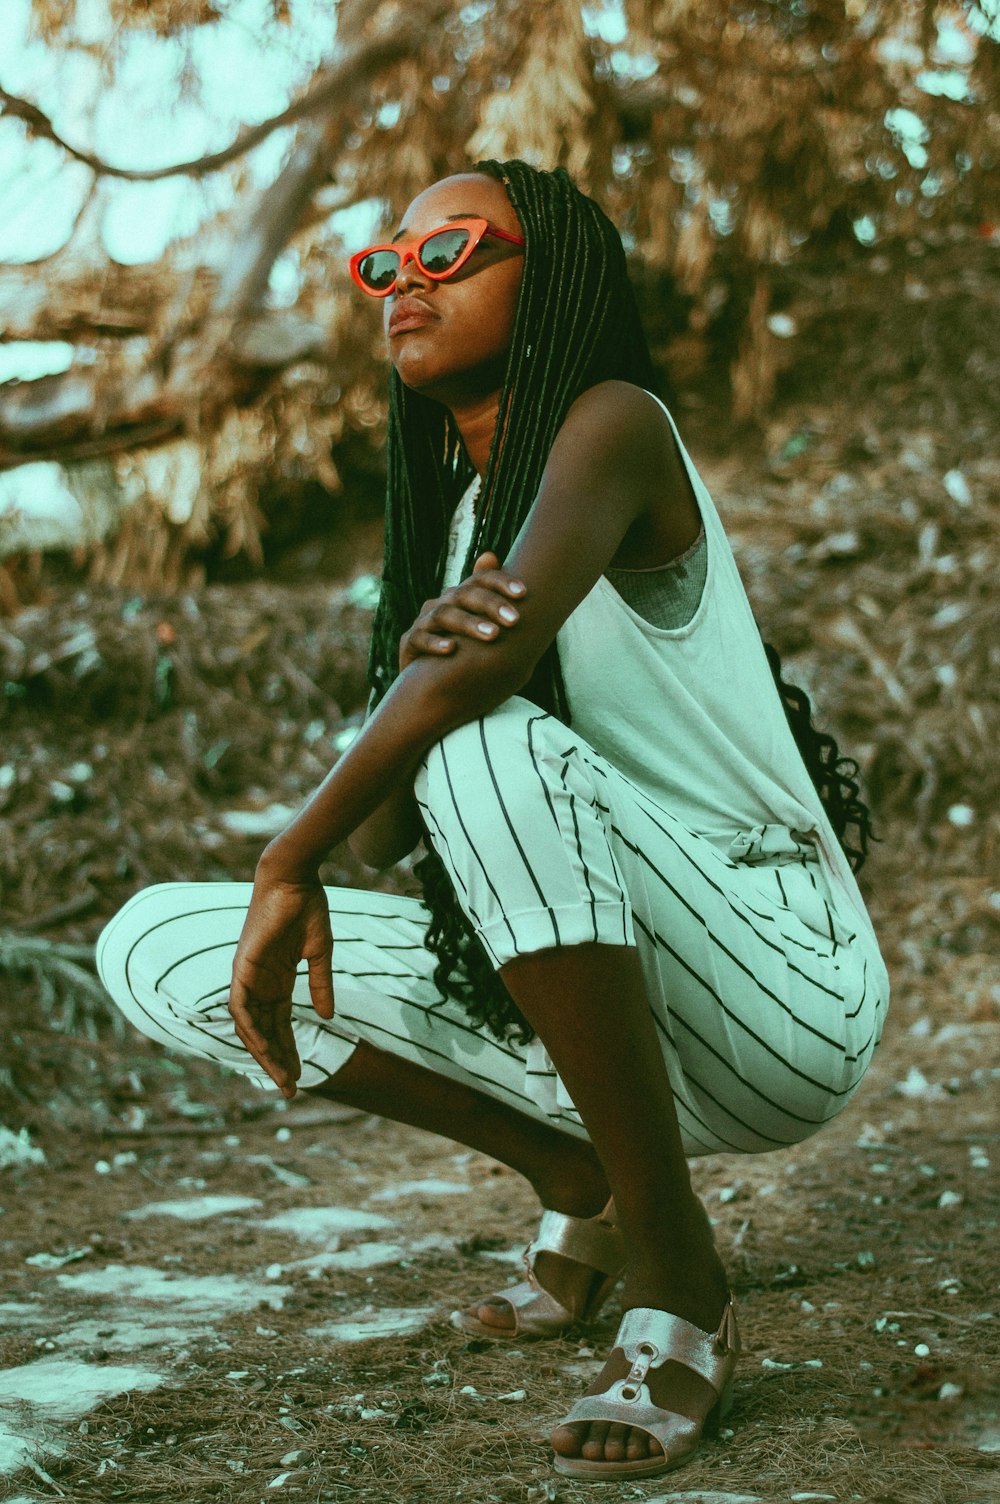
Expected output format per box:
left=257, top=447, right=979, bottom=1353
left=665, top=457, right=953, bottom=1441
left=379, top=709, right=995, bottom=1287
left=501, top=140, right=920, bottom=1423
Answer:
left=937, top=1190, right=963, bottom=1209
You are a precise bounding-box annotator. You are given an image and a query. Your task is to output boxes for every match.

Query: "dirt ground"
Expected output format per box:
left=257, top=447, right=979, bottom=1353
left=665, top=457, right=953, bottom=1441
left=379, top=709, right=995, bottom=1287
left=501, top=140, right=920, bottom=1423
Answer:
left=1, top=899, right=999, bottom=1504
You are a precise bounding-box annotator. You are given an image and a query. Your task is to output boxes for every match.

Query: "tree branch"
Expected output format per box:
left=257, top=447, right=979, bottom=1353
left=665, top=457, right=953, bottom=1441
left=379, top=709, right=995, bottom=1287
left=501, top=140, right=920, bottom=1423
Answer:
left=0, top=0, right=452, bottom=183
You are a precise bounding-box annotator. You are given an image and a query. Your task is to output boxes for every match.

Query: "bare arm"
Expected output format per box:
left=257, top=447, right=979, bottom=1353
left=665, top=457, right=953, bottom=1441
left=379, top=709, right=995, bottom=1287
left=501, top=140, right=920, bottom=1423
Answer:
left=347, top=556, right=527, bottom=869
left=262, top=382, right=668, bottom=883
left=229, top=383, right=679, bottom=1095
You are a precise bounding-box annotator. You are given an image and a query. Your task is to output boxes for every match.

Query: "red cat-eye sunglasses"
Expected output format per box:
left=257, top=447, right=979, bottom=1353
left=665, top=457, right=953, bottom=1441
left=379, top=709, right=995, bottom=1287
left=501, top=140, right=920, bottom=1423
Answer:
left=349, top=217, right=525, bottom=298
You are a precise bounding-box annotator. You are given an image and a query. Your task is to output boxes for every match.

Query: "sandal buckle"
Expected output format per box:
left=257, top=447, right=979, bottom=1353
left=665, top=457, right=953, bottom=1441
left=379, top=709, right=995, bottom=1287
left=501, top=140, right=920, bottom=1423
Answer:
left=620, top=1338, right=658, bottom=1399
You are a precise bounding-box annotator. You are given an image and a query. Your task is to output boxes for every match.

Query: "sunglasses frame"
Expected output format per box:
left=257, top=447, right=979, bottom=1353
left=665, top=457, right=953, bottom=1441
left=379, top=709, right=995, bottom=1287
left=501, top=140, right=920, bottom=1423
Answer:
left=349, top=217, right=525, bottom=298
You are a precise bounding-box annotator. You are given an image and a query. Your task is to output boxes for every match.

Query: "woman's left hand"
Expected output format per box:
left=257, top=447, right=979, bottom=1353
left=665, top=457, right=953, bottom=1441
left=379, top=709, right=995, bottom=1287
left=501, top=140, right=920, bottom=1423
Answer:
left=228, top=870, right=335, bottom=1099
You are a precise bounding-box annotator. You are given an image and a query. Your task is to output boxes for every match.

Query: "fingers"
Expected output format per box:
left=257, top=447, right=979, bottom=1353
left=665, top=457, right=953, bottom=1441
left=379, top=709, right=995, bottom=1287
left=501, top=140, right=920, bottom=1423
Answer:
left=307, top=950, right=336, bottom=1020
left=471, top=558, right=526, bottom=598
left=229, top=986, right=301, bottom=1099
left=432, top=587, right=524, bottom=638
left=401, top=567, right=527, bottom=666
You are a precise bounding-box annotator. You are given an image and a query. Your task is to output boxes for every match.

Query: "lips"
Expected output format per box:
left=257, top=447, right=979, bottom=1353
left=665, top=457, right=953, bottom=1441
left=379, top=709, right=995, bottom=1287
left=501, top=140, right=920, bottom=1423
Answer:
left=388, top=297, right=438, bottom=335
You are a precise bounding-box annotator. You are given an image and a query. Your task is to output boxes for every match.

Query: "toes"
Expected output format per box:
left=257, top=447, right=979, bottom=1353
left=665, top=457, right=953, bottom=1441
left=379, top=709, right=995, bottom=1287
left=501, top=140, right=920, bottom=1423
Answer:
left=473, top=1298, right=514, bottom=1330
left=550, top=1420, right=663, bottom=1464
left=550, top=1421, right=585, bottom=1458
left=581, top=1420, right=612, bottom=1460
left=602, top=1423, right=632, bottom=1461
left=627, top=1426, right=662, bottom=1460
left=550, top=1420, right=612, bottom=1461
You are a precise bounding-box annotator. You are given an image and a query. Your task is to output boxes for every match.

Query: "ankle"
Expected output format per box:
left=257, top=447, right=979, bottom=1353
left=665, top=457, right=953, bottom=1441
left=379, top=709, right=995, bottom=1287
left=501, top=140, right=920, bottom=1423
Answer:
left=530, top=1161, right=611, bottom=1220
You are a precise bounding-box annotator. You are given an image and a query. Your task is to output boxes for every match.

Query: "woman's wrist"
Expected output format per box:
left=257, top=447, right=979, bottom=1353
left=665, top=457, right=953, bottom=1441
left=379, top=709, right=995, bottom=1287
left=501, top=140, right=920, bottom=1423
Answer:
left=255, top=833, right=323, bottom=886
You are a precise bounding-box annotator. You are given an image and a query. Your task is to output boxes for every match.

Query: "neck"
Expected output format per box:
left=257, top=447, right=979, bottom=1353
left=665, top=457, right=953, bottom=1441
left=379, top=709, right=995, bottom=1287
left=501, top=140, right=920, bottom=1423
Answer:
left=446, top=390, right=502, bottom=479
left=430, top=385, right=502, bottom=478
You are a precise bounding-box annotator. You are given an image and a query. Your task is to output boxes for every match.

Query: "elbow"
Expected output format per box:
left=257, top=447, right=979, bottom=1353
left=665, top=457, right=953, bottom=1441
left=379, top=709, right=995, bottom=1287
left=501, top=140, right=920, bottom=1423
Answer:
left=348, top=827, right=420, bottom=871
left=426, top=650, right=536, bottom=727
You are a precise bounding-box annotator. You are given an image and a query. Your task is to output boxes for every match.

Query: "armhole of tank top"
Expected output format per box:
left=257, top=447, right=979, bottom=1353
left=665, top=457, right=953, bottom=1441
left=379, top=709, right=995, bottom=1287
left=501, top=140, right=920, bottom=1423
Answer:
left=594, top=389, right=716, bottom=640
left=640, top=389, right=712, bottom=555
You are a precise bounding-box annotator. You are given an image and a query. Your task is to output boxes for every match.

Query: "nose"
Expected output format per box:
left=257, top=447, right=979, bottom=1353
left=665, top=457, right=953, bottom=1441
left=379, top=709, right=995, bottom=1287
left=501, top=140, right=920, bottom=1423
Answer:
left=393, top=249, right=432, bottom=297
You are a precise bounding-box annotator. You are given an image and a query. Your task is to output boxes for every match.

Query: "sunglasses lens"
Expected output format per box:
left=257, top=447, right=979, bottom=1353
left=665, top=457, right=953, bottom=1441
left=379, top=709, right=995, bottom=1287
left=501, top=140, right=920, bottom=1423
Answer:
left=420, top=228, right=471, bottom=274
left=358, top=249, right=400, bottom=291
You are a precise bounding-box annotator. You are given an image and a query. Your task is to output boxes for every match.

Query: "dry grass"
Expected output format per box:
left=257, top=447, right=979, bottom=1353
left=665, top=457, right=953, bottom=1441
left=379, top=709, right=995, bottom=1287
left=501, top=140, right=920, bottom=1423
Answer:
left=2, top=962, right=998, bottom=1503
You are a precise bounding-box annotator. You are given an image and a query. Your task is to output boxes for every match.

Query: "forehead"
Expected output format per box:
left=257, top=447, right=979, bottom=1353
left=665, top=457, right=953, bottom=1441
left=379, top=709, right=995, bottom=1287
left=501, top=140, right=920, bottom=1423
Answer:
left=395, top=174, right=518, bottom=235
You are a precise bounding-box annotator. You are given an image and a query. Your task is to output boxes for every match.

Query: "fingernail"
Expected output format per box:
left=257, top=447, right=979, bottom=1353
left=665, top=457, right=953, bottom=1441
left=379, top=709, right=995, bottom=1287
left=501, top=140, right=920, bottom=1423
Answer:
left=499, top=605, right=518, bottom=623
left=508, top=581, right=526, bottom=595
left=477, top=622, right=497, bottom=636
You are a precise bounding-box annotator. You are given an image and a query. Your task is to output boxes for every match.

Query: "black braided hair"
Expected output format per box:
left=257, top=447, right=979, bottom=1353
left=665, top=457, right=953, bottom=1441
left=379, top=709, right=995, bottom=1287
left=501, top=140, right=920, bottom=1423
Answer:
left=763, top=643, right=876, bottom=873
left=366, top=158, right=874, bottom=1045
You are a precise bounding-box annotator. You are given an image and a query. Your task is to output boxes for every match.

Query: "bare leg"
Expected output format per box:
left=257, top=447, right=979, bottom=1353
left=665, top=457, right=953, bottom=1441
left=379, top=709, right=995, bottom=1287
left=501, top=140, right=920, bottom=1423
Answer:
left=498, top=943, right=730, bottom=1467
left=310, top=1038, right=610, bottom=1227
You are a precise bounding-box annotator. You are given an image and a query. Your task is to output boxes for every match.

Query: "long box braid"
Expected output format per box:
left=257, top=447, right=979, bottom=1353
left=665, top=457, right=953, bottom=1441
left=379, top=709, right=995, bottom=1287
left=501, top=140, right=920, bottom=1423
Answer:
left=366, top=158, right=874, bottom=1045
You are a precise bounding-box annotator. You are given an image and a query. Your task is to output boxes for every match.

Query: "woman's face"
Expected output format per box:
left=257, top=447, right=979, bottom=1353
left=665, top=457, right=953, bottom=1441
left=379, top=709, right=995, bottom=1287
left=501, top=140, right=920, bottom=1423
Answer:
left=380, top=173, right=524, bottom=406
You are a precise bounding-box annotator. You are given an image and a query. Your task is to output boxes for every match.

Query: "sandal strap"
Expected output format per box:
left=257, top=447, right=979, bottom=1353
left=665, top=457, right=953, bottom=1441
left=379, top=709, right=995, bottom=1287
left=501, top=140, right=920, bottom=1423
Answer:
left=615, top=1299, right=741, bottom=1395
left=498, top=1278, right=572, bottom=1328
left=552, top=1298, right=741, bottom=1463
left=525, top=1198, right=621, bottom=1278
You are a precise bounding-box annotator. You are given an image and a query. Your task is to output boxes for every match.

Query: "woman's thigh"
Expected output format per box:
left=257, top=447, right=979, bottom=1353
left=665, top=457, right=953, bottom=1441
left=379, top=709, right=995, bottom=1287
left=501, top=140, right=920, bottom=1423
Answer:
left=414, top=698, right=887, bottom=1157
left=566, top=745, right=885, bottom=1155
left=96, top=881, right=546, bottom=1122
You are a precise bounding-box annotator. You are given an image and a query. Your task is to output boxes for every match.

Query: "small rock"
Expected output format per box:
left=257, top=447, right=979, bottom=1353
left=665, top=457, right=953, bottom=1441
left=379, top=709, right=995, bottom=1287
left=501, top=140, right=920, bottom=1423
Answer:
left=937, top=1190, right=963, bottom=1209
left=895, top=1065, right=932, bottom=1097
left=938, top=1382, right=963, bottom=1400
left=943, top=468, right=972, bottom=505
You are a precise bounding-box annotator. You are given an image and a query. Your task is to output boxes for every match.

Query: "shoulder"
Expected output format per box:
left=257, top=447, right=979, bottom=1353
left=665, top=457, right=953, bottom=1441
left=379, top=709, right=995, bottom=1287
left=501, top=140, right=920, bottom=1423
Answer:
left=554, top=382, right=701, bottom=564
left=563, top=378, right=668, bottom=436
left=550, top=376, right=673, bottom=463
left=557, top=381, right=677, bottom=478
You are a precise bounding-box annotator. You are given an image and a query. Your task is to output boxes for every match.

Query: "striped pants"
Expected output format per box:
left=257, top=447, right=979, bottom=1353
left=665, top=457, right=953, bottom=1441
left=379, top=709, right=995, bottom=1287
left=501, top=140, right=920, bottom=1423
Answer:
left=97, top=697, right=888, bottom=1157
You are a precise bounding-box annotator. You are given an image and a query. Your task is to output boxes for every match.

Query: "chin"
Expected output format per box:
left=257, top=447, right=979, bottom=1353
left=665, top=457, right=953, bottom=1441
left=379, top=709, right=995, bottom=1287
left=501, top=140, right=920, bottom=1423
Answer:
left=393, top=355, right=461, bottom=404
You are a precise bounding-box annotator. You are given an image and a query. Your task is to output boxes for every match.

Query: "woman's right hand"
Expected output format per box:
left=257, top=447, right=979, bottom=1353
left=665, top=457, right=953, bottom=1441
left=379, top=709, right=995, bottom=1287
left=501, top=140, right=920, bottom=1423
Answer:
left=398, top=552, right=527, bottom=673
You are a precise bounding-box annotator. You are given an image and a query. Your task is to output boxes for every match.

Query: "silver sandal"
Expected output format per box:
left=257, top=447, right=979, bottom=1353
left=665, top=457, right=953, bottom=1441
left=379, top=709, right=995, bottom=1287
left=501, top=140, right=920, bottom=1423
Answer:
left=552, top=1297, right=741, bottom=1479
left=450, top=1197, right=622, bottom=1340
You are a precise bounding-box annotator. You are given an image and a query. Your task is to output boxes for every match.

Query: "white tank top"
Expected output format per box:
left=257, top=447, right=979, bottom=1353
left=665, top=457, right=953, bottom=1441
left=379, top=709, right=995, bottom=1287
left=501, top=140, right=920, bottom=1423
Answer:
left=444, top=392, right=883, bottom=956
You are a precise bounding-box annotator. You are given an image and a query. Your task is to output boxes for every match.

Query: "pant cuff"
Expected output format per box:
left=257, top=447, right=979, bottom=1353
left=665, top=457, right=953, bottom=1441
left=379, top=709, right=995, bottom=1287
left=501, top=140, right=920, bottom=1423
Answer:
left=477, top=900, right=635, bottom=969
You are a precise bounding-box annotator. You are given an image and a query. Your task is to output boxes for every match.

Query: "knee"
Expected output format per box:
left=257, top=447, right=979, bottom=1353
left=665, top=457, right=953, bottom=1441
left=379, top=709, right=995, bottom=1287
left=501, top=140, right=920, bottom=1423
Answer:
left=97, top=885, right=169, bottom=994
left=415, top=702, right=584, bottom=893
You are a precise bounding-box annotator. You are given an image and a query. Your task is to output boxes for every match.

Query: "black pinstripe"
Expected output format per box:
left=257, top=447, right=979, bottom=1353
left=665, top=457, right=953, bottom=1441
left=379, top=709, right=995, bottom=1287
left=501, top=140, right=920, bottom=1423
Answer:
left=99, top=699, right=885, bottom=1162
left=439, top=737, right=519, bottom=955
left=478, top=718, right=562, bottom=947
